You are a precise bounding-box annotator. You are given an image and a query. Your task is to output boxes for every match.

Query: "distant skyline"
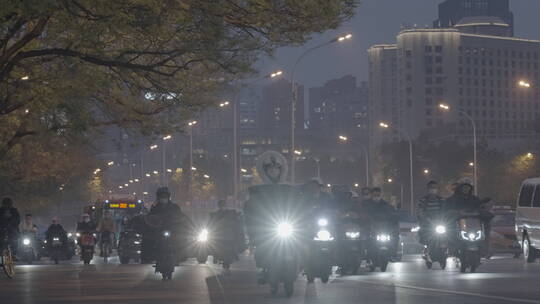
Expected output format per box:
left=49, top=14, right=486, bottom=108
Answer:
left=258, top=0, right=540, bottom=89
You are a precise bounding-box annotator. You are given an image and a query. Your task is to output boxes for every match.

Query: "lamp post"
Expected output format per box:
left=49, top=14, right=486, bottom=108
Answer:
left=338, top=135, right=371, bottom=187
left=187, top=120, right=197, bottom=202
left=162, top=135, right=172, bottom=186
left=290, top=33, right=352, bottom=184
left=439, top=103, right=477, bottom=195
left=379, top=122, right=414, bottom=214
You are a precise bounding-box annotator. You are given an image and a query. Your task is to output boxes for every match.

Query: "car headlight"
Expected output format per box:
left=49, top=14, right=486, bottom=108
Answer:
left=314, top=230, right=333, bottom=241
left=376, top=234, right=391, bottom=242
left=345, top=231, right=361, bottom=239
left=318, top=218, right=328, bottom=227
left=23, top=238, right=31, bottom=246
left=435, top=225, right=446, bottom=234
left=163, top=231, right=170, bottom=238
left=277, top=222, right=293, bottom=238
left=197, top=229, right=209, bottom=242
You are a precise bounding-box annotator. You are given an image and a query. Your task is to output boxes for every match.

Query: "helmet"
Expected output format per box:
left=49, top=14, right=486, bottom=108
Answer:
left=156, top=187, right=171, bottom=198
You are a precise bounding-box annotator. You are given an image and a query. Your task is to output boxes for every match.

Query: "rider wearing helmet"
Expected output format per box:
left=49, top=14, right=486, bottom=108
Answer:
left=417, top=181, right=447, bottom=245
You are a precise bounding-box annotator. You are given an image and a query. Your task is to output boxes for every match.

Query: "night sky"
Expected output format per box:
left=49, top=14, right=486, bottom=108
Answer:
left=258, top=0, right=540, bottom=89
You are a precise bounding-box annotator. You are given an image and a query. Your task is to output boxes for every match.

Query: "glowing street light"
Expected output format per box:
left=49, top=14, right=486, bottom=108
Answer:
left=21, top=75, right=29, bottom=80
left=134, top=178, right=139, bottom=182
left=118, top=186, right=123, bottom=189
left=518, top=80, right=531, bottom=88
left=294, top=150, right=302, bottom=156
left=163, top=135, right=172, bottom=140
left=439, top=103, right=450, bottom=111
left=153, top=170, right=159, bottom=175
left=526, top=152, right=534, bottom=159
left=145, top=173, right=151, bottom=177
left=107, top=161, right=114, bottom=166
left=270, top=70, right=283, bottom=78
left=124, top=183, right=129, bottom=187
left=143, top=192, right=149, bottom=195
left=219, top=101, right=230, bottom=107
left=191, top=167, right=197, bottom=171
left=240, top=168, right=248, bottom=173
left=354, top=183, right=359, bottom=188
left=203, top=174, right=210, bottom=179
left=379, top=122, right=389, bottom=129
left=387, top=178, right=393, bottom=183
left=469, top=162, right=475, bottom=167
left=166, top=169, right=173, bottom=173
left=423, top=169, right=430, bottom=175
left=188, top=120, right=197, bottom=126
left=129, top=179, right=134, bottom=183
left=338, top=135, right=348, bottom=142
left=93, top=168, right=101, bottom=175
left=337, top=33, right=353, bottom=42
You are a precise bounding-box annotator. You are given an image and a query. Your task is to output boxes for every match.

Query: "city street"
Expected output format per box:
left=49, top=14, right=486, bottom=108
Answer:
left=3, top=254, right=540, bottom=304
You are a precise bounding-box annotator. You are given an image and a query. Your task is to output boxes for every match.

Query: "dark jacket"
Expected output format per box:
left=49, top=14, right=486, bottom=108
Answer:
left=46, top=224, right=67, bottom=241
left=417, top=194, right=447, bottom=219
left=0, top=206, right=21, bottom=231
left=364, top=199, right=398, bottom=226
left=77, top=221, right=97, bottom=233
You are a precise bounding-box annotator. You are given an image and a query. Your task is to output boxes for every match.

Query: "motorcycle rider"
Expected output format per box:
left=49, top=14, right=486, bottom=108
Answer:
left=21, top=214, right=38, bottom=234
left=302, top=178, right=333, bottom=211
left=0, top=197, right=21, bottom=257
left=77, top=213, right=97, bottom=233
left=45, top=217, right=68, bottom=245
left=141, top=187, right=193, bottom=263
left=446, top=180, right=493, bottom=256
left=417, top=181, right=447, bottom=246
left=208, top=200, right=246, bottom=266
left=97, top=211, right=116, bottom=257
left=364, top=188, right=399, bottom=257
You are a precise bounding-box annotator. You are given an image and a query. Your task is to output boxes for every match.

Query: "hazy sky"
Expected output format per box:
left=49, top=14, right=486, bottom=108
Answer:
left=259, top=0, right=540, bottom=89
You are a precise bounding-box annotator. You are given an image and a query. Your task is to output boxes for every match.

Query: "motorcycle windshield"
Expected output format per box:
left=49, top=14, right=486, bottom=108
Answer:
left=459, top=217, right=482, bottom=233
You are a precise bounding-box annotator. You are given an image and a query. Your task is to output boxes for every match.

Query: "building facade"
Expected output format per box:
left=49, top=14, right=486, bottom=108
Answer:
left=369, top=23, right=540, bottom=151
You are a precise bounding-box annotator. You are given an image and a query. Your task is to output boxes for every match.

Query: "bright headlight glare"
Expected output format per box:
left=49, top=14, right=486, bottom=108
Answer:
left=314, top=230, right=333, bottom=241
left=23, top=238, right=31, bottom=245
left=411, top=226, right=420, bottom=232
left=318, top=218, right=328, bottom=227
left=53, top=237, right=60, bottom=241
left=277, top=222, right=293, bottom=238
left=67, top=233, right=73, bottom=238
left=376, top=234, right=391, bottom=242
left=435, top=225, right=446, bottom=234
left=76, top=233, right=81, bottom=237
left=345, top=231, right=361, bottom=239
left=197, top=229, right=209, bottom=242
left=163, top=231, right=170, bottom=237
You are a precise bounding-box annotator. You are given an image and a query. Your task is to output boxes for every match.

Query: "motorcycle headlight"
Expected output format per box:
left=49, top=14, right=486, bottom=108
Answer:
left=163, top=231, right=170, bottom=238
left=314, top=230, right=333, bottom=241
left=76, top=233, right=81, bottom=237
left=53, top=237, right=60, bottom=241
left=23, top=238, right=31, bottom=246
left=318, top=218, right=328, bottom=227
left=135, top=233, right=141, bottom=237
left=460, top=230, right=483, bottom=241
left=67, top=233, right=73, bottom=238
left=276, top=222, right=293, bottom=238
left=133, top=241, right=140, bottom=245
left=376, top=234, right=391, bottom=242
left=411, top=226, right=421, bottom=232
left=345, top=231, right=361, bottom=239
left=435, top=225, right=446, bottom=234
left=197, top=229, right=209, bottom=242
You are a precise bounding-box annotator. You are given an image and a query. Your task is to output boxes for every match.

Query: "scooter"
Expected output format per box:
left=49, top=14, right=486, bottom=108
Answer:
left=155, top=230, right=176, bottom=280
left=118, top=230, right=141, bottom=264
left=19, top=233, right=38, bottom=264
left=456, top=214, right=484, bottom=273
left=335, top=211, right=368, bottom=275
left=305, top=216, right=335, bottom=283
left=423, top=221, right=450, bottom=270
left=367, top=224, right=393, bottom=272
left=79, top=232, right=96, bottom=265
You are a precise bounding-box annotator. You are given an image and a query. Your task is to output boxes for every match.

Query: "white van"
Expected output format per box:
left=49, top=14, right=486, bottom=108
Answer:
left=515, top=178, right=540, bottom=262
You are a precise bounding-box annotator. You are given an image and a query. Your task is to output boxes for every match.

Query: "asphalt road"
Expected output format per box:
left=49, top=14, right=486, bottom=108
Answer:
left=2, top=254, right=540, bottom=304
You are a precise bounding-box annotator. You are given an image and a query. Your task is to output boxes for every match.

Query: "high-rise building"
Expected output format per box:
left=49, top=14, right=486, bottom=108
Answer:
left=434, top=0, right=514, bottom=36
left=259, top=78, right=305, bottom=131
left=369, top=26, right=540, bottom=150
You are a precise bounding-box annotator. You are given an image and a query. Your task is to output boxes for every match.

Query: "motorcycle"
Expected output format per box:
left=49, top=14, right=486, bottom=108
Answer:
left=456, top=214, right=485, bottom=273
left=155, top=230, right=176, bottom=280
left=194, top=227, right=210, bottom=264
left=258, top=221, right=302, bottom=297
left=47, top=234, right=65, bottom=264
left=367, top=223, right=393, bottom=272
left=305, top=216, right=335, bottom=283
left=19, top=233, right=38, bottom=264
left=118, top=230, right=142, bottom=264
left=79, top=232, right=96, bottom=265
left=423, top=220, right=450, bottom=270
left=335, top=211, right=368, bottom=275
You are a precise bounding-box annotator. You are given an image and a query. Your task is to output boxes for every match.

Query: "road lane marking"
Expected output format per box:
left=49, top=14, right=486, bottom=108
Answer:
left=342, top=277, right=540, bottom=304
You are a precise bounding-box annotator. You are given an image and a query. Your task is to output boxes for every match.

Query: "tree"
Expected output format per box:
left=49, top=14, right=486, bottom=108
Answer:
left=0, top=0, right=357, bottom=202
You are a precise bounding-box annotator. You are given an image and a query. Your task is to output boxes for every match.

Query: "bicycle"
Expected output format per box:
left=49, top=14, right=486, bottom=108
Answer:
left=100, top=231, right=113, bottom=264
left=0, top=228, right=15, bottom=278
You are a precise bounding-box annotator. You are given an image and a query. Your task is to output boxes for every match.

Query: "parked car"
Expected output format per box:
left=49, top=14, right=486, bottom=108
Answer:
left=515, top=178, right=540, bottom=263
left=489, top=206, right=520, bottom=258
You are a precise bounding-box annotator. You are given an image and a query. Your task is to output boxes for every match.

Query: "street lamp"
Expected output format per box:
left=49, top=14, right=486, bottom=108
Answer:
left=379, top=122, right=414, bottom=213
left=107, top=161, right=114, bottom=166
left=387, top=178, right=393, bottom=183
left=219, top=101, right=230, bottom=108
left=526, top=152, right=534, bottom=159
left=149, top=145, right=158, bottom=150
left=439, top=103, right=478, bottom=195
left=423, top=169, right=430, bottom=175
left=518, top=80, right=532, bottom=88
left=290, top=33, right=353, bottom=184
left=338, top=134, right=370, bottom=187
